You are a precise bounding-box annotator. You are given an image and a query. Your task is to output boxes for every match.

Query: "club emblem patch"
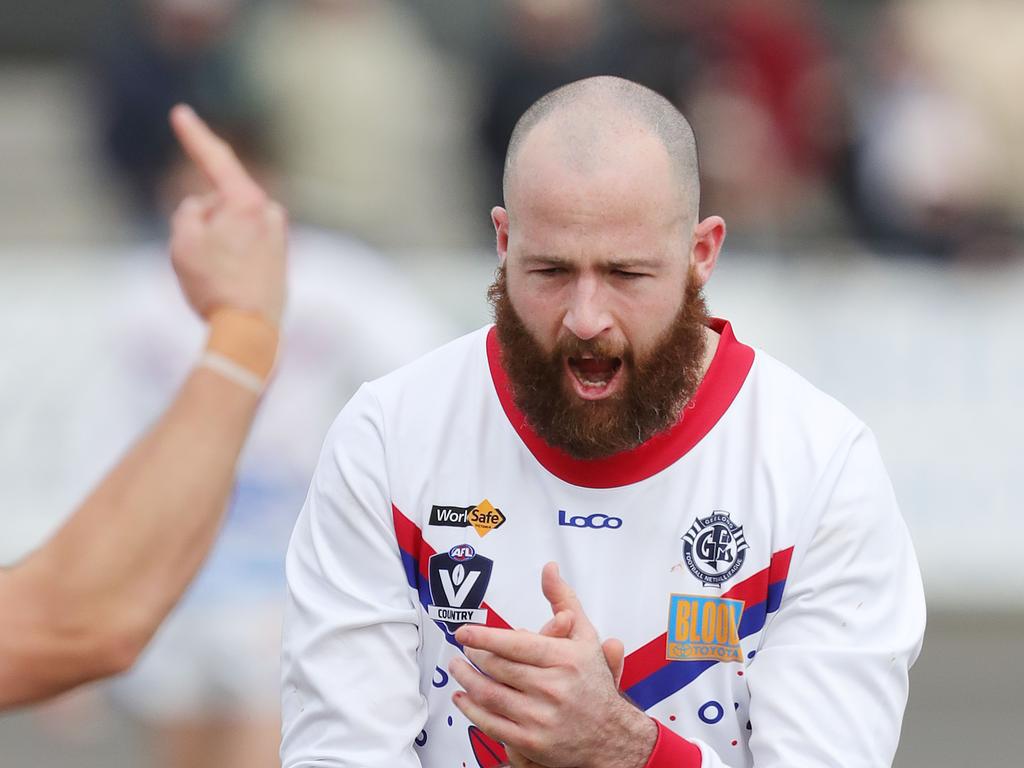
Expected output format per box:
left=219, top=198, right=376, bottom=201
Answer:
left=682, top=510, right=749, bottom=586
left=427, top=544, right=493, bottom=632
left=666, top=594, right=744, bottom=663
left=429, top=499, right=506, bottom=538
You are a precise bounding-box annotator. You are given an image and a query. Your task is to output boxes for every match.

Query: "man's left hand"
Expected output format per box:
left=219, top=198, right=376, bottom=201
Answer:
left=449, top=563, right=657, bottom=768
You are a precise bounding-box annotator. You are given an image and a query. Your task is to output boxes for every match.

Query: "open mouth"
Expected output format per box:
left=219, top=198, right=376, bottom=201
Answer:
left=566, top=355, right=623, bottom=400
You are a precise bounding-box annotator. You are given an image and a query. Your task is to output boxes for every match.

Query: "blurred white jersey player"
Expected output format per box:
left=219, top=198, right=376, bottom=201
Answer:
left=92, top=229, right=452, bottom=768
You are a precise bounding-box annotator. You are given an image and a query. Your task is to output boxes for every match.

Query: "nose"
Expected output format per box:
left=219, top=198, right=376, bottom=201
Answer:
left=562, top=275, right=613, bottom=341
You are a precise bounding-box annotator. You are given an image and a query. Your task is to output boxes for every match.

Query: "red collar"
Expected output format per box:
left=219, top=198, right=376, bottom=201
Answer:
left=486, top=318, right=755, bottom=488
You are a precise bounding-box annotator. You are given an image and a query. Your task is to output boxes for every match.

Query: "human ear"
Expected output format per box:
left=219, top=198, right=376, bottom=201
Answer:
left=491, top=206, right=510, bottom=266
left=690, top=215, right=726, bottom=287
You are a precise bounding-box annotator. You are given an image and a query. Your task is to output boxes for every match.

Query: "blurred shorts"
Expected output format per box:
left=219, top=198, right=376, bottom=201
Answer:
left=107, top=600, right=283, bottom=723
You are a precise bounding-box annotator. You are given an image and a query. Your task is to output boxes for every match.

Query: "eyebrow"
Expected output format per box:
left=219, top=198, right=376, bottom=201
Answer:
left=521, top=254, right=572, bottom=269
left=605, top=258, right=667, bottom=272
left=521, top=254, right=668, bottom=271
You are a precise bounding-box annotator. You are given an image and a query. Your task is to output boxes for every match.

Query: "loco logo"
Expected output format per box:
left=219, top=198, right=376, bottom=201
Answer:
left=558, top=510, right=623, bottom=530
left=666, top=594, right=744, bottom=663
left=427, top=545, right=493, bottom=632
left=682, top=510, right=749, bottom=586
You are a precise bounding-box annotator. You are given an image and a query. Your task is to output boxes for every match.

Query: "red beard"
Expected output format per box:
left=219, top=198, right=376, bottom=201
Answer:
left=488, top=265, right=709, bottom=460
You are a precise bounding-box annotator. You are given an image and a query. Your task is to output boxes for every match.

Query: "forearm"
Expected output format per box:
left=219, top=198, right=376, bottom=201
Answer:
left=0, top=107, right=288, bottom=710
left=506, top=714, right=702, bottom=768
left=588, top=700, right=660, bottom=768
left=0, top=365, right=259, bottom=708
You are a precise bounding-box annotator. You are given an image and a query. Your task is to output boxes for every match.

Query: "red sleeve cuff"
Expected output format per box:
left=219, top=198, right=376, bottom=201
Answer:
left=642, top=719, right=703, bottom=768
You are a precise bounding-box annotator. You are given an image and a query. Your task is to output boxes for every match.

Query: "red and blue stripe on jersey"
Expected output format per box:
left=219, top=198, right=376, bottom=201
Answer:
left=392, top=504, right=793, bottom=711
left=620, top=546, right=793, bottom=710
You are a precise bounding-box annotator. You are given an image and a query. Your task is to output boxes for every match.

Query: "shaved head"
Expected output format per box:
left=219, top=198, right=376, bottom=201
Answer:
left=489, top=78, right=727, bottom=460
left=503, top=76, right=701, bottom=224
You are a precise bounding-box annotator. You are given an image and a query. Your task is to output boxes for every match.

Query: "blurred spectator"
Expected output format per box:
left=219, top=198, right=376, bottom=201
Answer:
left=679, top=0, right=849, bottom=237
left=95, top=0, right=258, bottom=231
left=398, top=0, right=500, bottom=63
left=102, top=226, right=452, bottom=768
left=620, top=0, right=704, bottom=117
left=849, top=0, right=1021, bottom=261
left=480, top=0, right=626, bottom=202
left=243, top=0, right=485, bottom=249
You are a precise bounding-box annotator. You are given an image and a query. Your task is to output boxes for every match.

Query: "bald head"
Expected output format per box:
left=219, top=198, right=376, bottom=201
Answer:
left=503, top=76, right=700, bottom=223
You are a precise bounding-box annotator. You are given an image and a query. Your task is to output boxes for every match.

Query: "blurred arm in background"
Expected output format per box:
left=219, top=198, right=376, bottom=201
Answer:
left=0, top=106, right=287, bottom=709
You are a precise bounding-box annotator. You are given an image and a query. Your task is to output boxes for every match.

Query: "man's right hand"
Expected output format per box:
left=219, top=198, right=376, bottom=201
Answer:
left=504, top=564, right=626, bottom=768
left=168, top=104, right=287, bottom=326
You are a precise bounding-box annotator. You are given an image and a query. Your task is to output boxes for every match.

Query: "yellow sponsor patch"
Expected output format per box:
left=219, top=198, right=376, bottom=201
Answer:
left=666, top=594, right=744, bottom=663
left=467, top=499, right=506, bottom=538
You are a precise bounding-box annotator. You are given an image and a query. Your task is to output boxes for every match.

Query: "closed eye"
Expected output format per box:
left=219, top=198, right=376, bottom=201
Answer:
left=532, top=267, right=567, bottom=276
left=612, top=269, right=648, bottom=280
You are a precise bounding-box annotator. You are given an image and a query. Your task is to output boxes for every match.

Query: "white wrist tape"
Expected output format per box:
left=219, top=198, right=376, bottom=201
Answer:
left=199, top=351, right=266, bottom=395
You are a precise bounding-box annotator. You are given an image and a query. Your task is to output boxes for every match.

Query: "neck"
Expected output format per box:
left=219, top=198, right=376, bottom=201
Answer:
left=698, top=323, right=721, bottom=385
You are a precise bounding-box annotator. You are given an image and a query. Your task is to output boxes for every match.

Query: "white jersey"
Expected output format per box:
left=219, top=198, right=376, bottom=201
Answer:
left=281, top=320, right=925, bottom=768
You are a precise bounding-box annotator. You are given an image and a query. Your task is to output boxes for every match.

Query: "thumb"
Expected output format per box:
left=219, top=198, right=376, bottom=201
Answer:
left=602, top=637, right=625, bottom=689
left=541, top=562, right=597, bottom=640
left=538, top=609, right=575, bottom=638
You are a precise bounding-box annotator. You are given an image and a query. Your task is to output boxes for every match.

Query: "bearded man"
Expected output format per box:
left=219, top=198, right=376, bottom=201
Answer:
left=280, top=76, right=925, bottom=768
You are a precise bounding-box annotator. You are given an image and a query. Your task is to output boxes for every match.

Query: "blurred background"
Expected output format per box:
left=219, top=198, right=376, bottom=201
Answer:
left=0, top=0, right=1021, bottom=765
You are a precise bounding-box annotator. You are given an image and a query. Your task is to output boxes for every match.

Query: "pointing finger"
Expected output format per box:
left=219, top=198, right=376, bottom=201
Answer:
left=169, top=104, right=263, bottom=204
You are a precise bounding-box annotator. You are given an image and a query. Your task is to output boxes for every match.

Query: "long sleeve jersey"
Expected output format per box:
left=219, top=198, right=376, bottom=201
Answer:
left=280, top=320, right=925, bottom=768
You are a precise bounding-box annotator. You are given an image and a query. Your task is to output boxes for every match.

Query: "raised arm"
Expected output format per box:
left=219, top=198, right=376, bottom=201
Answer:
left=0, top=105, right=288, bottom=709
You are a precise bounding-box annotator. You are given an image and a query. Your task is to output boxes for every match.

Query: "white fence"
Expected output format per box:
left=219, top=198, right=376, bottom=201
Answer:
left=2, top=246, right=1022, bottom=610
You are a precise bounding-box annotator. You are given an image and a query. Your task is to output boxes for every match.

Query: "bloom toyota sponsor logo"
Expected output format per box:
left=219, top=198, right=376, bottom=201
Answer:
left=429, top=499, right=506, bottom=538
left=666, top=594, right=744, bottom=663
left=427, top=544, right=493, bottom=632
left=558, top=509, right=623, bottom=530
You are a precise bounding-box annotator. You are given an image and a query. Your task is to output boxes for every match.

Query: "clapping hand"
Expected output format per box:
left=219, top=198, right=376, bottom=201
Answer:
left=451, top=563, right=647, bottom=768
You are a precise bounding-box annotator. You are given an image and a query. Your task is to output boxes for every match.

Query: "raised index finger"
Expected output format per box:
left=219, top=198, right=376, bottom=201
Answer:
left=169, top=104, right=261, bottom=202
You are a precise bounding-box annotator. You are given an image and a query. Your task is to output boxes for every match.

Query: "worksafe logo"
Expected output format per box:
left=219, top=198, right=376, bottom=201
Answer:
left=429, top=499, right=506, bottom=538
left=682, top=510, right=748, bottom=586
left=427, top=544, right=493, bottom=632
left=666, top=594, right=744, bottom=663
